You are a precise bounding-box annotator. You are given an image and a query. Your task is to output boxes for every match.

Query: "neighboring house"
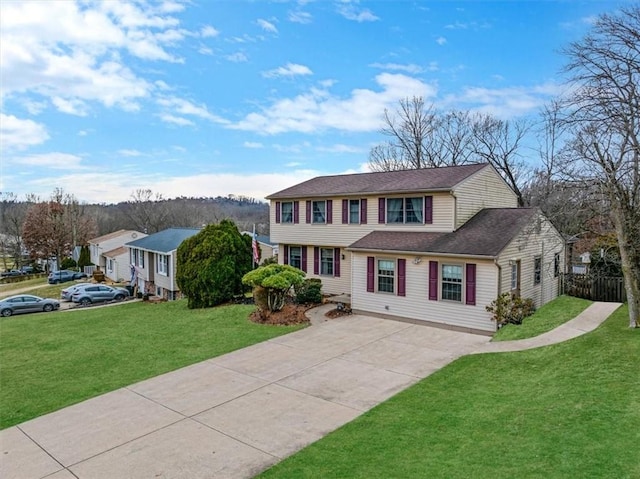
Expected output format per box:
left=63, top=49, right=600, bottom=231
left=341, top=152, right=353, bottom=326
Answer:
left=88, top=230, right=147, bottom=282
left=241, top=231, right=278, bottom=261
left=267, top=163, right=564, bottom=333
left=125, top=228, right=200, bottom=300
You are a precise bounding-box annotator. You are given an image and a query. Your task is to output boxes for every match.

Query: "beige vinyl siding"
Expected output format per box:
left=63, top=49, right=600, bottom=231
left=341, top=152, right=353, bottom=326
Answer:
left=279, top=245, right=351, bottom=295
left=496, top=213, right=564, bottom=308
left=270, top=193, right=456, bottom=247
left=151, top=252, right=175, bottom=292
left=453, top=165, right=519, bottom=228
left=350, top=253, right=498, bottom=332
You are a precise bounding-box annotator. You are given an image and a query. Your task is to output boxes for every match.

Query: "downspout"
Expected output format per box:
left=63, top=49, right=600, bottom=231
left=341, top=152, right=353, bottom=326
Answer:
left=494, top=258, right=502, bottom=296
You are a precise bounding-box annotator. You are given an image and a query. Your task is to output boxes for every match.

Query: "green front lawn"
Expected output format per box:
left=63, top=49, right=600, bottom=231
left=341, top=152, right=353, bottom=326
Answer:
left=493, top=295, right=593, bottom=341
left=261, top=305, right=638, bottom=479
left=0, top=300, right=304, bottom=429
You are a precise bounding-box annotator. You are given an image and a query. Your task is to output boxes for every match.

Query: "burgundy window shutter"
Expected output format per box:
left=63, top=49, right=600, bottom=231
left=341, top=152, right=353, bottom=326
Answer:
left=306, top=201, right=311, bottom=224
left=326, top=200, right=333, bottom=224
left=293, top=201, right=299, bottom=224
left=275, top=202, right=281, bottom=223
left=466, top=263, right=476, bottom=305
left=429, top=261, right=438, bottom=301
left=334, top=248, right=341, bottom=277
left=367, top=256, right=375, bottom=292
left=313, top=247, right=319, bottom=275
left=398, top=259, right=406, bottom=297
left=425, top=196, right=433, bottom=224
left=342, top=199, right=349, bottom=224
left=283, top=245, right=289, bottom=265
left=301, top=247, right=307, bottom=273
left=361, top=198, right=367, bottom=224
left=378, top=198, right=385, bottom=223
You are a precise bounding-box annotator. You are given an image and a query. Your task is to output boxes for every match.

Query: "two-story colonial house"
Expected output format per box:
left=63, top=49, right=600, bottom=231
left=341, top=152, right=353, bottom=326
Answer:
left=267, top=163, right=564, bottom=333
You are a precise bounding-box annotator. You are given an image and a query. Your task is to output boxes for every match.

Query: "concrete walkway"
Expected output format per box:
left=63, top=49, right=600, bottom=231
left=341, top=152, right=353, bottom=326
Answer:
left=1, top=302, right=620, bottom=479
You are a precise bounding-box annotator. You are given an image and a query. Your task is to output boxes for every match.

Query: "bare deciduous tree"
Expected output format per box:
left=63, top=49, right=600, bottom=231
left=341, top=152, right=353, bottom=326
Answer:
left=560, top=5, right=640, bottom=328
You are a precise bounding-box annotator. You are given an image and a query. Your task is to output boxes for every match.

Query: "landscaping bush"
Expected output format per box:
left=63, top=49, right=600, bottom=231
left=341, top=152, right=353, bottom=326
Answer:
left=486, top=293, right=536, bottom=327
left=176, top=220, right=253, bottom=309
left=60, top=257, right=77, bottom=269
left=242, top=264, right=305, bottom=312
left=77, top=245, right=92, bottom=269
left=294, top=278, right=322, bottom=304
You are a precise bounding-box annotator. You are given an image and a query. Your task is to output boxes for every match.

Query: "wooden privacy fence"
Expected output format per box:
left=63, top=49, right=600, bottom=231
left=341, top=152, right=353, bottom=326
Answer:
left=560, top=273, right=627, bottom=302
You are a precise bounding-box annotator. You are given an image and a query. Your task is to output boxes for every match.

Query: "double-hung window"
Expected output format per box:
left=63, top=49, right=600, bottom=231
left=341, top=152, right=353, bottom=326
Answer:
left=107, top=259, right=114, bottom=274
left=441, top=264, right=463, bottom=302
left=349, top=199, right=360, bottom=224
left=289, top=246, right=302, bottom=269
left=377, top=259, right=395, bottom=293
left=138, top=249, right=144, bottom=268
left=534, top=257, right=542, bottom=285
left=157, top=254, right=169, bottom=276
left=511, top=263, right=518, bottom=290
left=281, top=202, right=293, bottom=223
left=320, top=248, right=334, bottom=275
left=386, top=197, right=423, bottom=224
left=312, top=201, right=326, bottom=223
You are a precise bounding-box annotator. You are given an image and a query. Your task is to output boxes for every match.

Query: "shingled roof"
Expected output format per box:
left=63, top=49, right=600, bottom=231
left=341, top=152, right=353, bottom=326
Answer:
left=348, top=208, right=538, bottom=257
left=266, top=163, right=488, bottom=199
left=126, top=228, right=201, bottom=253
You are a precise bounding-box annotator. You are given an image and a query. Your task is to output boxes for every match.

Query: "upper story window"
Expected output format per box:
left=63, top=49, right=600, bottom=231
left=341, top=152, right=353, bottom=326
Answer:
left=312, top=201, right=326, bottom=223
left=441, top=264, right=463, bottom=302
left=554, top=253, right=560, bottom=277
left=281, top=202, right=294, bottom=223
left=157, top=254, right=169, bottom=276
left=138, top=249, right=145, bottom=268
left=386, top=197, right=424, bottom=224
left=349, top=199, right=360, bottom=224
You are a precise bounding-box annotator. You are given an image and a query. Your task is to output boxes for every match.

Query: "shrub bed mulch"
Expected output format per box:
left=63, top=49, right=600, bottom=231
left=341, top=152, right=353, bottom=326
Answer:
left=249, top=302, right=313, bottom=325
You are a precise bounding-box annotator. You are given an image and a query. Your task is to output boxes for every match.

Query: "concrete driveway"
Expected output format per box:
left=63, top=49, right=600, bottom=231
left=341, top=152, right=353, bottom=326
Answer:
left=2, top=307, right=490, bottom=479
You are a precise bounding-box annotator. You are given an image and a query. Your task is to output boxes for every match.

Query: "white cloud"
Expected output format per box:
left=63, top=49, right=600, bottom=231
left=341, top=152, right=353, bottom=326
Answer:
left=10, top=152, right=84, bottom=169
left=226, top=52, right=248, bottom=62
left=0, top=0, right=187, bottom=114
left=0, top=114, right=50, bottom=151
left=285, top=161, right=303, bottom=167
left=443, top=82, right=562, bottom=118
left=118, top=149, right=143, bottom=157
left=436, top=36, right=447, bottom=45
left=369, top=63, right=423, bottom=74
left=158, top=114, right=195, bottom=126
left=51, top=97, right=88, bottom=116
left=198, top=45, right=214, bottom=55
left=157, top=96, right=229, bottom=124
left=336, top=2, right=379, bottom=22
left=316, top=144, right=365, bottom=154
left=262, top=63, right=313, bottom=78
left=243, top=142, right=264, bottom=149
left=257, top=19, right=278, bottom=33
left=230, top=73, right=436, bottom=134
left=288, top=10, right=312, bottom=24
left=200, top=25, right=219, bottom=38
left=23, top=100, right=48, bottom=115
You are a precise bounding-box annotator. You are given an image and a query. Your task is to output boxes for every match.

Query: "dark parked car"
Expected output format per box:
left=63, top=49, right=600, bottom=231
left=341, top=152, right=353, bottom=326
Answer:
left=71, top=284, right=129, bottom=305
left=48, top=270, right=88, bottom=284
left=1, top=270, right=24, bottom=278
left=0, top=295, right=60, bottom=317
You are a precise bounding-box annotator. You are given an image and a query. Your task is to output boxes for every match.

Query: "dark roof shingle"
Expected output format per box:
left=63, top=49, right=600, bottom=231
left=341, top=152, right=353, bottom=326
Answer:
left=126, top=228, right=201, bottom=253
left=348, top=208, right=538, bottom=257
left=267, top=163, right=488, bottom=199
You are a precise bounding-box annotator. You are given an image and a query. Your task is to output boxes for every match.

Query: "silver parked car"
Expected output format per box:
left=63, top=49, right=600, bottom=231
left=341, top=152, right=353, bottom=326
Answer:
left=60, top=282, right=93, bottom=301
left=0, top=295, right=60, bottom=317
left=71, top=284, right=129, bottom=306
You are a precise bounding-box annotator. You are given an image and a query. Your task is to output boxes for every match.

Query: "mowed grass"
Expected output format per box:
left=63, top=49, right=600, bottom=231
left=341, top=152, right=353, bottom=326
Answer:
left=0, top=300, right=304, bottom=429
left=260, top=305, right=639, bottom=479
left=493, top=295, right=593, bottom=341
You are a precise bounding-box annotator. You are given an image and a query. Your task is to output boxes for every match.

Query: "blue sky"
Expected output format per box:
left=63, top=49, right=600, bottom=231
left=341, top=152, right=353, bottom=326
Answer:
left=0, top=0, right=628, bottom=204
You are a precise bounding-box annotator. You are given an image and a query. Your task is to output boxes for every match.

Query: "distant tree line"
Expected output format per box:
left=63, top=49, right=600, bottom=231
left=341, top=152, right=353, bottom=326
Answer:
left=0, top=189, right=269, bottom=270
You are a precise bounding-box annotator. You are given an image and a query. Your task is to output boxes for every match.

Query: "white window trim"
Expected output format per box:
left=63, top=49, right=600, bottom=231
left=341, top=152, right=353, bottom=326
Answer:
left=320, top=247, right=334, bottom=276
left=377, top=258, right=395, bottom=294
left=510, top=263, right=518, bottom=291
left=289, top=246, right=302, bottom=270
left=441, top=263, right=463, bottom=303
left=534, top=256, right=542, bottom=285
left=281, top=201, right=294, bottom=224
left=312, top=200, right=326, bottom=224
left=157, top=254, right=169, bottom=276
left=386, top=197, right=424, bottom=224
left=349, top=199, right=360, bottom=224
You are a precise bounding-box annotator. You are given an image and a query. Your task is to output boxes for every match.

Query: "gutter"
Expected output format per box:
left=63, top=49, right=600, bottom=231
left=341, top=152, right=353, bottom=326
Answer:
left=345, top=247, right=496, bottom=261
left=266, top=187, right=454, bottom=201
